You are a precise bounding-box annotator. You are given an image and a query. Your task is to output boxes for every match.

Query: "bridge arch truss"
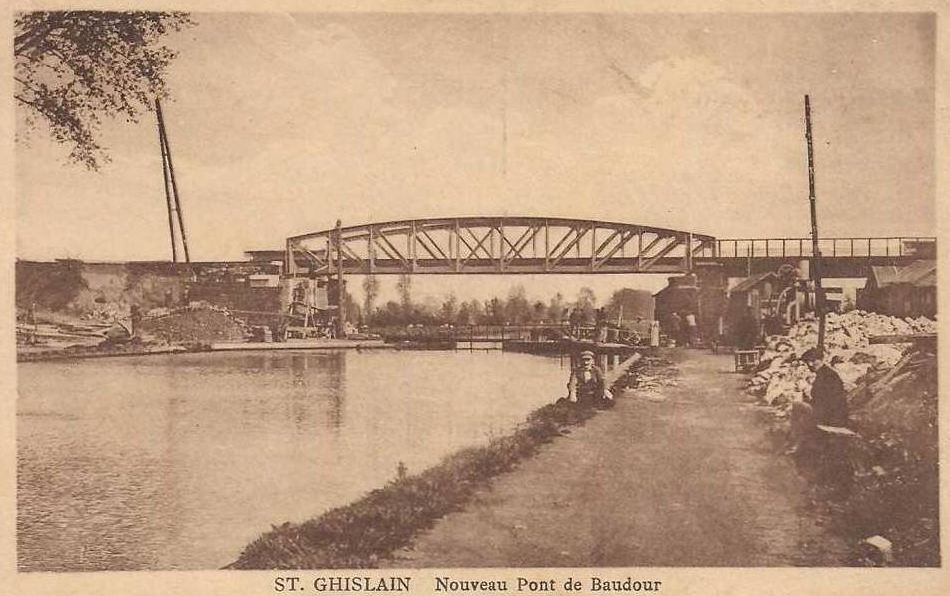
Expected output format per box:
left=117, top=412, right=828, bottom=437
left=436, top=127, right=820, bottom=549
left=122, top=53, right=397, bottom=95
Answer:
left=285, top=217, right=717, bottom=276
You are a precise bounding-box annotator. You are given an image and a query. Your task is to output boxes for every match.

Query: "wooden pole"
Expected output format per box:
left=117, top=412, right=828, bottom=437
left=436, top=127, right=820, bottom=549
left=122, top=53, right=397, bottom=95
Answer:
left=804, top=95, right=826, bottom=351
left=155, top=98, right=191, bottom=263
left=156, top=100, right=178, bottom=263
left=335, top=219, right=346, bottom=338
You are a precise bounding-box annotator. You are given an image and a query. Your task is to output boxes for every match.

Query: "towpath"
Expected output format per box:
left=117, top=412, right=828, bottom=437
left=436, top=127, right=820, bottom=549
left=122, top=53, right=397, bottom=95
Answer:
left=385, top=349, right=850, bottom=567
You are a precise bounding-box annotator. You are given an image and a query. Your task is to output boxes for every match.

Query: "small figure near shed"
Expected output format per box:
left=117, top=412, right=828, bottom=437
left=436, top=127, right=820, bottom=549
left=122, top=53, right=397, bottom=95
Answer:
left=736, top=307, right=760, bottom=350
left=684, top=311, right=698, bottom=347
left=130, top=304, right=142, bottom=338
left=667, top=312, right=682, bottom=347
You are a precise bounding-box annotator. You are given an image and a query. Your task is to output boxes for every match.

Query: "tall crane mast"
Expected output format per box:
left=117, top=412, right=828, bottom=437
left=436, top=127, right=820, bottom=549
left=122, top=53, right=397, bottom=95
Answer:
left=156, top=98, right=190, bottom=263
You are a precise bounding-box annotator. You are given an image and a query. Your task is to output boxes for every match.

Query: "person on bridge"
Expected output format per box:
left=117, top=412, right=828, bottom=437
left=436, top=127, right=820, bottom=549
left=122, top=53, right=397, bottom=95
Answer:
left=595, top=308, right=608, bottom=343
left=568, top=308, right=582, bottom=338
left=787, top=347, right=850, bottom=454
left=567, top=350, right=611, bottom=407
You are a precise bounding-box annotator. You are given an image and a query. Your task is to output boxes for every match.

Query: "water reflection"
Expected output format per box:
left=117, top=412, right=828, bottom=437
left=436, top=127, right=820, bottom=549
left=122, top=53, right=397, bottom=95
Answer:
left=18, top=350, right=563, bottom=571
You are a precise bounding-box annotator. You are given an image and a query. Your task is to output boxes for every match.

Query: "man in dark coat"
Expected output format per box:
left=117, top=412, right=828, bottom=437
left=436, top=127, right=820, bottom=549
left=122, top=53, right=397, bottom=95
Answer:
left=736, top=307, right=760, bottom=350
left=803, top=347, right=849, bottom=426
left=787, top=347, right=849, bottom=454
left=667, top=312, right=682, bottom=347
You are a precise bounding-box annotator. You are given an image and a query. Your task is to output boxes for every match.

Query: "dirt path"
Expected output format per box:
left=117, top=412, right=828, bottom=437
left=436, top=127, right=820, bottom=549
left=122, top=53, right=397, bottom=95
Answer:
left=385, top=350, right=850, bottom=567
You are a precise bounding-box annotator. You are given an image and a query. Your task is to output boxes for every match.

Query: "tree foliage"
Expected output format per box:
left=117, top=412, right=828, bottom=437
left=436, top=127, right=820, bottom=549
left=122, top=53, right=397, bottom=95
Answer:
left=574, top=286, right=597, bottom=323
left=362, top=282, right=618, bottom=329
left=605, top=288, right=654, bottom=322
left=14, top=11, right=194, bottom=169
left=361, top=275, right=380, bottom=317
left=396, top=274, right=412, bottom=310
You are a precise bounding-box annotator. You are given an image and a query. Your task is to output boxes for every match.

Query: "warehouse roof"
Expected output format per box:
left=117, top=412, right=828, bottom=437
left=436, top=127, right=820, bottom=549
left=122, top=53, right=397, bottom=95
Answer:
left=729, top=271, right=779, bottom=295
left=869, top=260, right=936, bottom=288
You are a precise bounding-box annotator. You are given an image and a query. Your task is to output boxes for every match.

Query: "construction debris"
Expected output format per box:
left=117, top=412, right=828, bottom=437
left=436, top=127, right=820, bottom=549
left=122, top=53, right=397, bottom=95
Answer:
left=747, top=311, right=936, bottom=409
left=139, top=306, right=248, bottom=345
left=623, top=357, right=679, bottom=395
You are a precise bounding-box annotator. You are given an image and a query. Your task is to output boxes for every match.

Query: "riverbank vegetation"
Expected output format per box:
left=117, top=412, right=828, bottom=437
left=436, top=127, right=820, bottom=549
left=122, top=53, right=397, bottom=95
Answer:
left=228, top=360, right=641, bottom=569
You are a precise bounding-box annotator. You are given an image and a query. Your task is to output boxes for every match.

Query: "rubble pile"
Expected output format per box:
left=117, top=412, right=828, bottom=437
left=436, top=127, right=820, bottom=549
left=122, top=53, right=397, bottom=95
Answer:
left=631, top=373, right=679, bottom=393
left=745, top=310, right=938, bottom=565
left=139, top=307, right=249, bottom=345
left=624, top=357, right=679, bottom=396
left=747, top=311, right=935, bottom=410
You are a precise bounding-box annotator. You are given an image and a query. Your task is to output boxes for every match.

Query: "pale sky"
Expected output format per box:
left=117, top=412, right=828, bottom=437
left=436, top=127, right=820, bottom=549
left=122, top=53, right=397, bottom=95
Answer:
left=14, top=12, right=935, bottom=302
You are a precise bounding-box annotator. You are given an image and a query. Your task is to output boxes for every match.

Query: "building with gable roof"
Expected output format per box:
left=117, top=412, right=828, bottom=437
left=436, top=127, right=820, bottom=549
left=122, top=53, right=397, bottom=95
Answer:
left=857, top=260, right=936, bottom=318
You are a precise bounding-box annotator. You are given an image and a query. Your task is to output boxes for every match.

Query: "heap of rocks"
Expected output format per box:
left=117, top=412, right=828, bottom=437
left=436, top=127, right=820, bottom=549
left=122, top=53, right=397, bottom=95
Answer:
left=747, top=311, right=936, bottom=410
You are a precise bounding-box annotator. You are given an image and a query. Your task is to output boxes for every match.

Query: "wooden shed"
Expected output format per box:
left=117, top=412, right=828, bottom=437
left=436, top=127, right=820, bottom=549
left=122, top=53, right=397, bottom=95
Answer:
left=858, top=260, right=936, bottom=318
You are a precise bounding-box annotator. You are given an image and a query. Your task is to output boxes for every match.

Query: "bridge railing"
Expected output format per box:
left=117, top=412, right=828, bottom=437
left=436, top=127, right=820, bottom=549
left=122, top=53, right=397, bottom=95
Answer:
left=374, top=323, right=576, bottom=342
left=708, top=237, right=936, bottom=259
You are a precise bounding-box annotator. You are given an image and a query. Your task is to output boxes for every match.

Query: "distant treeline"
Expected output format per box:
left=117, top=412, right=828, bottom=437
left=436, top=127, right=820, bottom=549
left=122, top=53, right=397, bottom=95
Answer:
left=354, top=275, right=653, bottom=328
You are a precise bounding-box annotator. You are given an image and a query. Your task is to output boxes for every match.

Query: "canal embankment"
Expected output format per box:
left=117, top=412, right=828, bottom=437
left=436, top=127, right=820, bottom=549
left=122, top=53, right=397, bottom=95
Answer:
left=16, top=306, right=389, bottom=362
left=227, top=353, right=642, bottom=569
left=380, top=350, right=852, bottom=567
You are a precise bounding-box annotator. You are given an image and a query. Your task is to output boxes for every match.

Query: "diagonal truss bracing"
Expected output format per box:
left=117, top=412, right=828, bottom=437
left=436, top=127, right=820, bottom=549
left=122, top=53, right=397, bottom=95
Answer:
left=285, top=216, right=716, bottom=276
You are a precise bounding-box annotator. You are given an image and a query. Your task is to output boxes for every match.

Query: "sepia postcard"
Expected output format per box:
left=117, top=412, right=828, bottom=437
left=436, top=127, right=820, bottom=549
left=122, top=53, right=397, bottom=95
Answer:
left=1, top=2, right=948, bottom=595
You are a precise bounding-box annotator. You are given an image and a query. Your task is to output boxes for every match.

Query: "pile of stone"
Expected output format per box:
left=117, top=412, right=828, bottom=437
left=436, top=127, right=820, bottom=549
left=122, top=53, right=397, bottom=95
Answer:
left=138, top=307, right=249, bottom=345
left=747, top=311, right=936, bottom=409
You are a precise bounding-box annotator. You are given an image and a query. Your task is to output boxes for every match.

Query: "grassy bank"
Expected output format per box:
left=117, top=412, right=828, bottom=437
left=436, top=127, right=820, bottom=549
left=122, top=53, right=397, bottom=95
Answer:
left=228, top=356, right=642, bottom=569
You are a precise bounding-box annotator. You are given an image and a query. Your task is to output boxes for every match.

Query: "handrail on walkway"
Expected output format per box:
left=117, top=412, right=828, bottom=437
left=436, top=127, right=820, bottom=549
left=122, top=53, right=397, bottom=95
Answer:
left=707, top=236, right=936, bottom=259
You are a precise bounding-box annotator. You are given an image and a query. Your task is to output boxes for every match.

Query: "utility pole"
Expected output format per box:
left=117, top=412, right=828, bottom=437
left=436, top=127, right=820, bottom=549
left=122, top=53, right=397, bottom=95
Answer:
left=804, top=95, right=825, bottom=351
left=335, top=219, right=346, bottom=338
left=156, top=98, right=190, bottom=263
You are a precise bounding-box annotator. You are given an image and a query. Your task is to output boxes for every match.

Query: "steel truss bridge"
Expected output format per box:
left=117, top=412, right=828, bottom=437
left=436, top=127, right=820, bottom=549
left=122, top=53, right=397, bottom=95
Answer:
left=285, top=217, right=716, bottom=276
left=283, top=217, right=935, bottom=278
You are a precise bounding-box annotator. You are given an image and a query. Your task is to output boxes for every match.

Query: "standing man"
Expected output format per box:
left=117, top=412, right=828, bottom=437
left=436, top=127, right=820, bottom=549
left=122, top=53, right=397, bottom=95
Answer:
left=595, top=308, right=608, bottom=343
left=668, top=312, right=682, bottom=347
left=737, top=307, right=760, bottom=349
left=567, top=350, right=608, bottom=407
left=568, top=308, right=581, bottom=338
left=28, top=302, right=37, bottom=345
left=130, top=304, right=142, bottom=338
left=649, top=319, right=660, bottom=347
left=684, top=311, right=698, bottom=347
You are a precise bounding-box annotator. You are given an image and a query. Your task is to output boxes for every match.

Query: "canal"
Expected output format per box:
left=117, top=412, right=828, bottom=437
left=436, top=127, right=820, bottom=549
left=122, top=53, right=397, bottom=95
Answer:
left=17, top=350, right=568, bottom=571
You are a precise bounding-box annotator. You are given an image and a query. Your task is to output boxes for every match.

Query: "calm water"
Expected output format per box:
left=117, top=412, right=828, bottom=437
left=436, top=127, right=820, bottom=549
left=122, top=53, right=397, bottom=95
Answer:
left=17, top=350, right=567, bottom=571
